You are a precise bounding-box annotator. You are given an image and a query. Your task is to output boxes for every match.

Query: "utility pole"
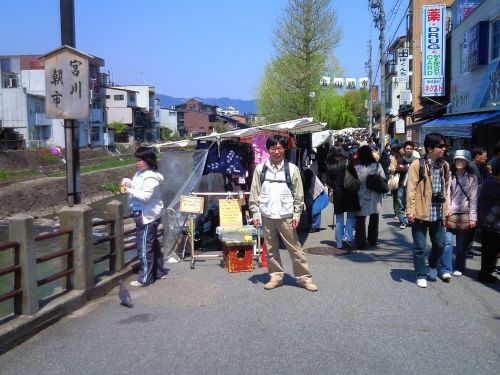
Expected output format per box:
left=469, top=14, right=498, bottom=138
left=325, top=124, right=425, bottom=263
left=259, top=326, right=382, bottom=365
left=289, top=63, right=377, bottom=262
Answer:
left=370, top=0, right=387, bottom=147
left=60, top=0, right=81, bottom=205
left=365, top=39, right=373, bottom=136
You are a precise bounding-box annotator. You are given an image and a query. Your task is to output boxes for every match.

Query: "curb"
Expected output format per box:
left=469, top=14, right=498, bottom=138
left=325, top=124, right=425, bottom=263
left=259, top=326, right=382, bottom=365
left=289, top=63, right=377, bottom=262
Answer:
left=0, top=261, right=138, bottom=354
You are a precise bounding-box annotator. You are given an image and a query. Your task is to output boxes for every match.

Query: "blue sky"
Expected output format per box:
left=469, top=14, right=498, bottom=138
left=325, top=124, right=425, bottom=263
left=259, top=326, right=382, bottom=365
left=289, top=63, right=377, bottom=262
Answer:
left=1, top=0, right=408, bottom=100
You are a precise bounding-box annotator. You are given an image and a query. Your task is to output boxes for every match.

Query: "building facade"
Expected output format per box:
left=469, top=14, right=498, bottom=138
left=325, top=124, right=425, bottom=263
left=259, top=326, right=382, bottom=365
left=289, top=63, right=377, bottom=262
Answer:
left=174, top=98, right=217, bottom=137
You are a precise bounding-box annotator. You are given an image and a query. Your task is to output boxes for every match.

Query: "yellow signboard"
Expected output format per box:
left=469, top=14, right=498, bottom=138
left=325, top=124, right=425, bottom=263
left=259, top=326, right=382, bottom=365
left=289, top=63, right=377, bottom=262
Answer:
left=179, top=195, right=205, bottom=214
left=219, top=199, right=243, bottom=227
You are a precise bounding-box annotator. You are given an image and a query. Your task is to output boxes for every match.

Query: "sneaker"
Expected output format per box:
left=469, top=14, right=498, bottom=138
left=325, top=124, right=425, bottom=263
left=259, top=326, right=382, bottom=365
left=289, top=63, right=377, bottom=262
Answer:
left=264, top=277, right=283, bottom=290
left=442, top=273, right=452, bottom=282
left=399, top=223, right=406, bottom=229
left=417, top=278, right=428, bottom=288
left=130, top=280, right=144, bottom=287
left=393, top=215, right=398, bottom=221
left=298, top=279, right=318, bottom=292
left=157, top=275, right=167, bottom=280
left=452, top=270, right=462, bottom=277
left=428, top=268, right=438, bottom=281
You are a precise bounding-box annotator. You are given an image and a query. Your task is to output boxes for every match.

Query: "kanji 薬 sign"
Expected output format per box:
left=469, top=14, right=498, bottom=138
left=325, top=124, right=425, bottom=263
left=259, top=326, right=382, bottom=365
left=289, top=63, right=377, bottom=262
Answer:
left=43, top=46, right=90, bottom=119
left=422, top=5, right=446, bottom=97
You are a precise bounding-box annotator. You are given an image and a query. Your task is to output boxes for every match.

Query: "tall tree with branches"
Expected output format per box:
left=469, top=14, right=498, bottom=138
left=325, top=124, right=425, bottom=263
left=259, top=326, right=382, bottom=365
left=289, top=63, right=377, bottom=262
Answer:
left=258, top=0, right=341, bottom=122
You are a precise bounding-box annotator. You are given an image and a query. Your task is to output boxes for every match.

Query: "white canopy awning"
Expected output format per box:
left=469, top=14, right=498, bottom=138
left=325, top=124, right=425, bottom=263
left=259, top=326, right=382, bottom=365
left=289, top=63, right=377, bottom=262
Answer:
left=157, top=118, right=326, bottom=148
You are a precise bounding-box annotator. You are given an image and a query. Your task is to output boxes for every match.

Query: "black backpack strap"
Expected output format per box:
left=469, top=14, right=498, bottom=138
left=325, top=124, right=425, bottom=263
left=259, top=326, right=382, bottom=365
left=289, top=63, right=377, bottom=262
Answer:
left=284, top=160, right=293, bottom=193
left=260, top=163, right=268, bottom=186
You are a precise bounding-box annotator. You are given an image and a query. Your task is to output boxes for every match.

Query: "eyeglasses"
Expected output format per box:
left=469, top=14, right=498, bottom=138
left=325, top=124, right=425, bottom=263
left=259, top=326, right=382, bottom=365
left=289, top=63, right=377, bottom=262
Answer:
left=434, top=144, right=446, bottom=149
left=269, top=146, right=285, bottom=152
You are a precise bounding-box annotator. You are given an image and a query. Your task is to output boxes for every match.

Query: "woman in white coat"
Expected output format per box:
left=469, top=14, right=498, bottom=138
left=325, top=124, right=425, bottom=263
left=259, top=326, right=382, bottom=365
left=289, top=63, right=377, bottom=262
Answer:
left=354, top=145, right=385, bottom=249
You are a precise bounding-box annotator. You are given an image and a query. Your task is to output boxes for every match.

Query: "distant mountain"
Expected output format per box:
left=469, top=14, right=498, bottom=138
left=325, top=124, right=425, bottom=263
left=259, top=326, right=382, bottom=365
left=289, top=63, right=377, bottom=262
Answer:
left=156, top=94, right=257, bottom=114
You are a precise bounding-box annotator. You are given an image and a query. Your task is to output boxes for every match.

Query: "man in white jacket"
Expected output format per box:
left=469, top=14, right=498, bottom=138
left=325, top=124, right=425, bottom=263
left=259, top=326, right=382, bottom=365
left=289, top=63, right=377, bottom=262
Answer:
left=122, top=147, right=166, bottom=287
left=249, top=135, right=318, bottom=292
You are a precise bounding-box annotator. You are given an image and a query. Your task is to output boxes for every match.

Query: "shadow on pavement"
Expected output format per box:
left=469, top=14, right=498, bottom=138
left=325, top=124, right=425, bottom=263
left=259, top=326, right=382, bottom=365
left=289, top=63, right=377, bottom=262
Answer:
left=390, top=268, right=415, bottom=283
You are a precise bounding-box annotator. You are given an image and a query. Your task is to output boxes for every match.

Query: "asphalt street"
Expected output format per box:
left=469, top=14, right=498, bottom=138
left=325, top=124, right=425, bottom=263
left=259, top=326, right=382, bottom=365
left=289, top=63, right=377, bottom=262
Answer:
left=0, top=200, right=499, bottom=374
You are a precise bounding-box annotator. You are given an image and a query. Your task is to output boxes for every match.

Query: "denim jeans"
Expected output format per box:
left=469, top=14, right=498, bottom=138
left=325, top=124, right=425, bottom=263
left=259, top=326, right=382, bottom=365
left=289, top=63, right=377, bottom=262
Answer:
left=439, top=229, right=470, bottom=275
left=310, top=212, right=321, bottom=229
left=335, top=212, right=355, bottom=248
left=391, top=189, right=401, bottom=215
left=396, top=187, right=408, bottom=224
left=411, top=220, right=445, bottom=278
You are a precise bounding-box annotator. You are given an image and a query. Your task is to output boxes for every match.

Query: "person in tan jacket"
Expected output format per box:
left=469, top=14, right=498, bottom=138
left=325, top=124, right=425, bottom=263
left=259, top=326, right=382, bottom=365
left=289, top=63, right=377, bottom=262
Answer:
left=406, top=133, right=450, bottom=288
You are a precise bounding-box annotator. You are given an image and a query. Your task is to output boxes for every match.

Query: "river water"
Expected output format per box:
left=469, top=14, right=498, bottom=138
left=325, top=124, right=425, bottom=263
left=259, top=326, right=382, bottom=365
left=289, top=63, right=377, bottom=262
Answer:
left=0, top=195, right=132, bottom=320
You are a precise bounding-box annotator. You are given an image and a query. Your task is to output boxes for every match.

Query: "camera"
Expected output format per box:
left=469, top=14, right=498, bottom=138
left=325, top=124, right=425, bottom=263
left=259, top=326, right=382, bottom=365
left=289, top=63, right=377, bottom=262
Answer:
left=432, top=192, right=446, bottom=204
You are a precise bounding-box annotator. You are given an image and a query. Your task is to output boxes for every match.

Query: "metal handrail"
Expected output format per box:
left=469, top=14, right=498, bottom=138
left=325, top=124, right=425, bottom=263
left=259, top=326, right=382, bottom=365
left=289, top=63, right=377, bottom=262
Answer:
left=0, top=240, right=22, bottom=308
left=34, top=229, right=74, bottom=289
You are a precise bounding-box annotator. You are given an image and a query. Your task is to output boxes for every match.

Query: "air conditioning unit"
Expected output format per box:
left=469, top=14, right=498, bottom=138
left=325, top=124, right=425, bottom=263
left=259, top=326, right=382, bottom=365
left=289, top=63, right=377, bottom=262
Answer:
left=399, top=90, right=412, bottom=105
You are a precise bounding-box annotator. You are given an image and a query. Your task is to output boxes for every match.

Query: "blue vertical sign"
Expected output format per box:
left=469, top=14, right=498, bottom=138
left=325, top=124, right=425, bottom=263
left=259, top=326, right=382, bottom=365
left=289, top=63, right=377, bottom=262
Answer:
left=422, top=5, right=446, bottom=97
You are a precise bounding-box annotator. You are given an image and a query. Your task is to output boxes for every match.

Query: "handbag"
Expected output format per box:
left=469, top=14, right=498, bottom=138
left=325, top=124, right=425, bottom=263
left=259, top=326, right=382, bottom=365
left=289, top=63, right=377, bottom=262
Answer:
left=445, top=213, right=470, bottom=231
left=344, top=169, right=360, bottom=193
left=388, top=173, right=399, bottom=191
left=366, top=164, right=389, bottom=194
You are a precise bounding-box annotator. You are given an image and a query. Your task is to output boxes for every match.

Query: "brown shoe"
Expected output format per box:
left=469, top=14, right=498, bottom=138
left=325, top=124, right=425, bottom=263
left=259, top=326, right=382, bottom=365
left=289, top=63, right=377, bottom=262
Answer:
left=298, top=279, right=318, bottom=292
left=264, top=278, right=283, bottom=290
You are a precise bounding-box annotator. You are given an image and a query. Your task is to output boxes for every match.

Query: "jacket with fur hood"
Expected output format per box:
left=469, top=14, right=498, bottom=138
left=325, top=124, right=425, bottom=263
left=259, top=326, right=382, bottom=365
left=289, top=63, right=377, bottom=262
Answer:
left=127, top=169, right=164, bottom=224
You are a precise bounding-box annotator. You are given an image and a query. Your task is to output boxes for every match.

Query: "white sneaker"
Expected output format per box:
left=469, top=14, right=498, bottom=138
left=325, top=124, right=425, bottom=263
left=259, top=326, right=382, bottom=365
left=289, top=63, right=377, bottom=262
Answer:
left=452, top=270, right=462, bottom=277
left=442, top=273, right=452, bottom=282
left=428, top=268, right=438, bottom=280
left=417, top=278, right=428, bottom=288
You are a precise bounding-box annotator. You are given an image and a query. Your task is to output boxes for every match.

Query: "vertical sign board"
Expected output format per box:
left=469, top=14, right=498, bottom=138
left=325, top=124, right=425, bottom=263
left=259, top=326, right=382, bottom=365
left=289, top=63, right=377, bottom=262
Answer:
left=44, top=47, right=90, bottom=119
left=397, top=48, right=410, bottom=82
left=422, top=5, right=446, bottom=97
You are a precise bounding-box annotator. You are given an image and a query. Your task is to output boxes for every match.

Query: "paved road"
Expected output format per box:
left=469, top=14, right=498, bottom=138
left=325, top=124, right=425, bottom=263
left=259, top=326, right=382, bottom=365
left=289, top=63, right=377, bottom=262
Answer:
left=1, top=200, right=499, bottom=374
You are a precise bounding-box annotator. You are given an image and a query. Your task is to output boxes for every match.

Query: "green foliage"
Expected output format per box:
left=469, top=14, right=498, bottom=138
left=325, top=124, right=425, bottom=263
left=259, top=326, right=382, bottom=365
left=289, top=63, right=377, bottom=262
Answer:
left=214, top=120, right=231, bottom=134
left=0, top=170, right=7, bottom=180
left=314, top=88, right=369, bottom=129
left=160, top=127, right=174, bottom=140
left=107, top=121, right=128, bottom=134
left=101, top=182, right=121, bottom=194
left=257, top=0, right=342, bottom=121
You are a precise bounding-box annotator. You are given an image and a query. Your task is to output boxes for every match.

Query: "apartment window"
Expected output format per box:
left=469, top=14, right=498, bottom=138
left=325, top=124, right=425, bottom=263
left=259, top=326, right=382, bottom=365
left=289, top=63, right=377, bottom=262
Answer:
left=492, top=17, right=500, bottom=61
left=130, top=96, right=135, bottom=102
left=91, top=127, right=100, bottom=142
left=35, top=103, right=41, bottom=113
left=114, top=94, right=124, bottom=101
left=106, top=95, right=110, bottom=99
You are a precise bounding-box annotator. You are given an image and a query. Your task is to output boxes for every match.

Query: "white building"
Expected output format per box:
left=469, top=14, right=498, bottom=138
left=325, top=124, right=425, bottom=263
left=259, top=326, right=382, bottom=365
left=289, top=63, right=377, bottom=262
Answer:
left=159, top=107, right=178, bottom=136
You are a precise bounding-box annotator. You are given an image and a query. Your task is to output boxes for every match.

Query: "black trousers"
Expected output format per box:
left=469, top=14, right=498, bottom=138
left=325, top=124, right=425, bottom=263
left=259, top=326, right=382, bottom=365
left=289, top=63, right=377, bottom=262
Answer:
left=480, top=229, right=499, bottom=276
left=355, top=214, right=379, bottom=249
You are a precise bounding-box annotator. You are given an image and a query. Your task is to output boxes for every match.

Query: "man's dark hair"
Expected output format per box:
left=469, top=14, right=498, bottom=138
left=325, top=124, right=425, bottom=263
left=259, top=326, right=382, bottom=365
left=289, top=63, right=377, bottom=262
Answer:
left=134, top=147, right=158, bottom=170
left=357, top=145, right=376, bottom=166
left=423, top=133, right=445, bottom=154
left=471, top=146, right=486, bottom=159
left=266, top=134, right=287, bottom=150
left=403, top=141, right=414, bottom=149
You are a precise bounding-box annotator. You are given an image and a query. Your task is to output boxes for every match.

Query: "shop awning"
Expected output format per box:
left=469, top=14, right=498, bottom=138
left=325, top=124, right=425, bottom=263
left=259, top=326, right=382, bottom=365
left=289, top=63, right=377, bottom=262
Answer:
left=157, top=118, right=326, bottom=148
left=422, top=110, right=500, bottom=138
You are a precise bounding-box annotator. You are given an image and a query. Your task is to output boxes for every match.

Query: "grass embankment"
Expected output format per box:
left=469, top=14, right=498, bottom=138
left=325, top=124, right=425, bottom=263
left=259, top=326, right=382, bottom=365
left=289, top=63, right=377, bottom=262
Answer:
left=0, top=158, right=135, bottom=181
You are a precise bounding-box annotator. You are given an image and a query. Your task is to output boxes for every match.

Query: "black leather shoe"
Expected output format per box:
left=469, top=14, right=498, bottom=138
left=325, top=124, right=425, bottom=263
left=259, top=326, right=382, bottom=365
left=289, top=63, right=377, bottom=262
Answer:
left=478, top=273, right=498, bottom=284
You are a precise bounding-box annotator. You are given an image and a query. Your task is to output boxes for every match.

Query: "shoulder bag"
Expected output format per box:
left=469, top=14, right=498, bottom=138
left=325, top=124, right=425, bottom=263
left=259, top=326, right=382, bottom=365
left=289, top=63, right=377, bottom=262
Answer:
left=366, top=164, right=389, bottom=194
left=445, top=176, right=471, bottom=231
left=343, top=162, right=361, bottom=193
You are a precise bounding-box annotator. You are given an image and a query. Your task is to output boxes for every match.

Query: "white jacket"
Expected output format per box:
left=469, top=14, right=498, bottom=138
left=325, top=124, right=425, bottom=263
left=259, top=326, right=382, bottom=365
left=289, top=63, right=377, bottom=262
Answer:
left=127, top=170, right=164, bottom=224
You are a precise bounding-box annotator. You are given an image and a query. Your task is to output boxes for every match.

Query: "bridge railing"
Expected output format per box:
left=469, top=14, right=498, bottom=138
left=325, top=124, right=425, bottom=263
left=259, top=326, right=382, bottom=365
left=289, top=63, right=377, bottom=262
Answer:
left=0, top=200, right=150, bottom=322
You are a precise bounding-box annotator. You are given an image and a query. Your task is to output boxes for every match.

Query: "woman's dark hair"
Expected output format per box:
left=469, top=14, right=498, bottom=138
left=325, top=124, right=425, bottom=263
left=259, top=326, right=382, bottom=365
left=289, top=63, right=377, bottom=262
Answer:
left=266, top=134, right=287, bottom=150
left=450, top=159, right=473, bottom=177
left=134, top=147, right=158, bottom=170
left=423, top=132, right=445, bottom=154
left=392, top=145, right=403, bottom=155
left=357, top=145, right=376, bottom=166
left=326, top=143, right=348, bottom=171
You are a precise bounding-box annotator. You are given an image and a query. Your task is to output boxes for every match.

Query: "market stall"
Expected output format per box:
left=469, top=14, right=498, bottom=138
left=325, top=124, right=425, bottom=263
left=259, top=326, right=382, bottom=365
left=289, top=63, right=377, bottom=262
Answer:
left=156, top=118, right=327, bottom=269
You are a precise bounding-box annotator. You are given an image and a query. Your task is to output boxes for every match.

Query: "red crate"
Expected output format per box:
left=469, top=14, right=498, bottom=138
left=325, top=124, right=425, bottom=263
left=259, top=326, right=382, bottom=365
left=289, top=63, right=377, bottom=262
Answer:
left=223, top=242, right=254, bottom=273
